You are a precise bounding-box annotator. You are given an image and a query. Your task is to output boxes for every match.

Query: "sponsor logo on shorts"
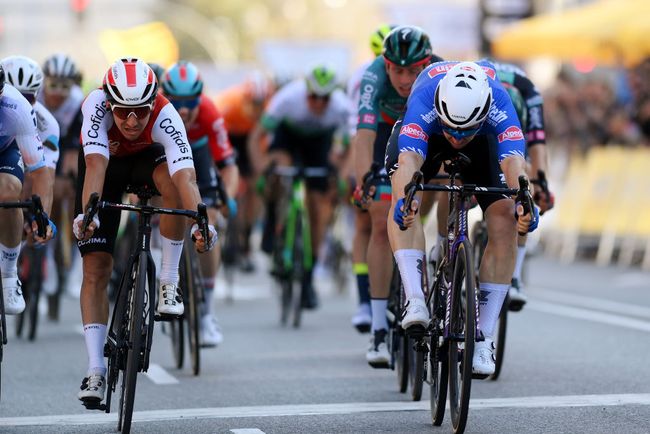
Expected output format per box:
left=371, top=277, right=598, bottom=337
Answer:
left=362, top=113, right=376, bottom=124
left=497, top=126, right=524, bottom=143
left=77, top=237, right=107, bottom=246
left=399, top=123, right=428, bottom=142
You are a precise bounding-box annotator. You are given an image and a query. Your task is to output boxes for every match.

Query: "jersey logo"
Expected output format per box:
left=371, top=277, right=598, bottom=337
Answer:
left=362, top=114, right=376, bottom=124
left=427, top=63, right=496, bottom=80
left=400, top=123, right=429, bottom=142
left=497, top=126, right=524, bottom=143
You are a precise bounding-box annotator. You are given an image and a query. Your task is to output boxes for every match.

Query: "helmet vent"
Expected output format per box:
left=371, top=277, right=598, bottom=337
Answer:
left=455, top=80, right=471, bottom=89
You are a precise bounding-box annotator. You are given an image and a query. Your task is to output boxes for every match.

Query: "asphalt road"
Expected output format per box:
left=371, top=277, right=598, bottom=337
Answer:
left=0, top=253, right=649, bottom=434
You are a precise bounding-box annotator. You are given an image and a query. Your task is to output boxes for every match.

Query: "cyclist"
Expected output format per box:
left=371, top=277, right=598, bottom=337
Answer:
left=161, top=60, right=239, bottom=347
left=249, top=65, right=354, bottom=309
left=491, top=60, right=554, bottom=310
left=38, top=53, right=85, bottom=306
left=74, top=58, right=217, bottom=405
left=0, top=64, right=56, bottom=314
left=351, top=25, right=440, bottom=368
left=215, top=71, right=274, bottom=272
left=385, top=60, right=538, bottom=376
left=346, top=23, right=395, bottom=335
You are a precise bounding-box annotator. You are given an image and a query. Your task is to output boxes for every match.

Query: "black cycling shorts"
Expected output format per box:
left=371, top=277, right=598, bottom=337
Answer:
left=268, top=125, right=333, bottom=192
left=74, top=144, right=167, bottom=256
left=0, top=141, right=25, bottom=183
left=230, top=134, right=252, bottom=178
left=192, top=144, right=219, bottom=207
left=385, top=118, right=509, bottom=212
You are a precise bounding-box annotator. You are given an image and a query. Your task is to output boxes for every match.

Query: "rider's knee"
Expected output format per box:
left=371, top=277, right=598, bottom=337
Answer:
left=0, top=174, right=22, bottom=201
left=81, top=253, right=113, bottom=290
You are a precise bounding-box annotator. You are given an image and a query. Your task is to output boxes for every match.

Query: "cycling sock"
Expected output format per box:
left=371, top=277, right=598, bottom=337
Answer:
left=159, top=236, right=184, bottom=285
left=353, top=263, right=370, bottom=305
left=370, top=298, right=388, bottom=332
left=202, top=277, right=215, bottom=317
left=512, top=245, right=527, bottom=282
left=478, top=282, right=508, bottom=337
left=394, top=249, right=425, bottom=301
left=83, top=323, right=107, bottom=377
left=0, top=242, right=20, bottom=278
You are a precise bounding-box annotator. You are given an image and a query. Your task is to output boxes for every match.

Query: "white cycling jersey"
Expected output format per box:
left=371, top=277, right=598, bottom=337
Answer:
left=34, top=101, right=60, bottom=169
left=37, top=85, right=84, bottom=137
left=80, top=90, right=194, bottom=176
left=261, top=79, right=354, bottom=138
left=0, top=85, right=46, bottom=172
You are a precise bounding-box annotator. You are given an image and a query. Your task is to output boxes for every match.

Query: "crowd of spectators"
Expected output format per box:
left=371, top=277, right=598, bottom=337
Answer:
left=542, top=58, right=650, bottom=155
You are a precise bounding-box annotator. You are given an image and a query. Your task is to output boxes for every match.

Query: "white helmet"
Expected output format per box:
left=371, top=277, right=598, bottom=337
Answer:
left=42, top=53, right=80, bottom=81
left=103, top=57, right=157, bottom=106
left=434, top=61, right=492, bottom=129
left=1, top=55, right=44, bottom=95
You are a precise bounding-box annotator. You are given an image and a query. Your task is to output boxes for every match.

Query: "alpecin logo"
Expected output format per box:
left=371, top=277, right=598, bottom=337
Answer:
left=497, top=126, right=524, bottom=143
left=400, top=123, right=428, bottom=141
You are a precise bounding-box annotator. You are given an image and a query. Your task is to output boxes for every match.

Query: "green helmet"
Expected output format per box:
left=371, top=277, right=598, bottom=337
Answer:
left=306, top=65, right=338, bottom=97
left=369, top=24, right=396, bottom=57
left=382, top=25, right=433, bottom=67
left=503, top=82, right=528, bottom=134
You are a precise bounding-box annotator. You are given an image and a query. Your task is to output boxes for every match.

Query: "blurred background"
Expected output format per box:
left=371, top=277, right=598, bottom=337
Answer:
left=1, top=0, right=649, bottom=268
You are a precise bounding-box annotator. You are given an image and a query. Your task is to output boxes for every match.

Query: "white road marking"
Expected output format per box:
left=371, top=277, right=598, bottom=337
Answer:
left=530, top=287, right=650, bottom=319
left=144, top=364, right=179, bottom=385
left=1, top=393, right=650, bottom=427
left=230, top=430, right=267, bottom=434
left=528, top=300, right=650, bottom=333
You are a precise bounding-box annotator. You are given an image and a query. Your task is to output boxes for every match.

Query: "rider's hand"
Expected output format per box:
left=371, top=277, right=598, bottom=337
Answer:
left=30, top=218, right=57, bottom=244
left=191, top=223, right=218, bottom=253
left=393, top=197, right=419, bottom=229
left=515, top=203, right=540, bottom=234
left=351, top=185, right=376, bottom=210
left=533, top=189, right=555, bottom=215
left=73, top=213, right=100, bottom=241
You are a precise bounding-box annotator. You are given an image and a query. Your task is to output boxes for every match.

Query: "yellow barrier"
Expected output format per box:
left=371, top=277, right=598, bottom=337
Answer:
left=98, top=21, right=179, bottom=68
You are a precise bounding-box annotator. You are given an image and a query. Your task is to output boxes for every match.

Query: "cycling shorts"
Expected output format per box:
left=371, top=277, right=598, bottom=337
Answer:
left=0, top=141, right=25, bottom=183
left=74, top=144, right=166, bottom=256
left=229, top=134, right=252, bottom=178
left=385, top=118, right=509, bottom=212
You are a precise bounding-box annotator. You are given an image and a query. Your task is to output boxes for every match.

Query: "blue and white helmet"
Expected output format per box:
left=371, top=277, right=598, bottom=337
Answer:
left=162, top=61, right=203, bottom=97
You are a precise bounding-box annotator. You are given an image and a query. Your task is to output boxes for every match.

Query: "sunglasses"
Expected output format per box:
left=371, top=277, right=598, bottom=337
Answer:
left=308, top=93, right=330, bottom=102
left=169, top=97, right=200, bottom=110
left=45, top=79, right=73, bottom=94
left=440, top=122, right=481, bottom=141
left=21, top=92, right=36, bottom=104
left=110, top=103, right=153, bottom=120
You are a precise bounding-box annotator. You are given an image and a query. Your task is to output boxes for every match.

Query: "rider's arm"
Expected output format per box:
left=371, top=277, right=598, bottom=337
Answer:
left=218, top=163, right=239, bottom=199
left=353, top=66, right=383, bottom=185
left=14, top=109, right=51, bottom=213
left=79, top=90, right=112, bottom=207
left=353, top=129, right=377, bottom=185
left=247, top=122, right=268, bottom=176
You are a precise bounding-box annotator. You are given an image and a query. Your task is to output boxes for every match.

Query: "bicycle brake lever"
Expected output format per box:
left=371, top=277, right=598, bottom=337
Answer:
left=30, top=195, right=47, bottom=238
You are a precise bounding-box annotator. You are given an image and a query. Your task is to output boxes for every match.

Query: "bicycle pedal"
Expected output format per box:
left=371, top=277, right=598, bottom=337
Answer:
left=471, top=373, right=490, bottom=380
left=81, top=400, right=107, bottom=411
left=405, top=324, right=430, bottom=339
left=154, top=313, right=181, bottom=322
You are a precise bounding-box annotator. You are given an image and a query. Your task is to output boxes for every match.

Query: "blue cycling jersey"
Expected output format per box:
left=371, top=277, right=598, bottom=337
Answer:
left=397, top=60, right=526, bottom=164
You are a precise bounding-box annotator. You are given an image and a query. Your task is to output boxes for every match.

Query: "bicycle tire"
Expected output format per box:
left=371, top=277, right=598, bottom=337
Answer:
left=117, top=253, right=146, bottom=434
left=429, top=272, right=449, bottom=425
left=448, top=240, right=475, bottom=434
left=27, top=247, right=44, bottom=341
left=490, top=293, right=509, bottom=381
left=392, top=268, right=409, bottom=393
left=292, top=210, right=305, bottom=329
left=169, top=317, right=184, bottom=370
left=409, top=337, right=425, bottom=401
left=185, top=247, right=202, bottom=376
left=0, top=281, right=4, bottom=401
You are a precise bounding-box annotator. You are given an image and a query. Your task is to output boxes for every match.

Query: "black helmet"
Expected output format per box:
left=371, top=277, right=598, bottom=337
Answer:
left=382, top=25, right=433, bottom=67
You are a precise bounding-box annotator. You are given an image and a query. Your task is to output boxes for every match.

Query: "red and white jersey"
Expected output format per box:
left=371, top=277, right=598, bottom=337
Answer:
left=80, top=90, right=194, bottom=176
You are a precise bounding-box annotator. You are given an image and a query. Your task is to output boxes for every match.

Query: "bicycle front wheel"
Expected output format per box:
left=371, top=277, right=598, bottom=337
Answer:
left=185, top=247, right=202, bottom=376
left=429, top=277, right=448, bottom=426
left=118, top=254, right=146, bottom=434
left=448, top=240, right=476, bottom=434
left=490, top=293, right=509, bottom=380
left=169, top=317, right=184, bottom=370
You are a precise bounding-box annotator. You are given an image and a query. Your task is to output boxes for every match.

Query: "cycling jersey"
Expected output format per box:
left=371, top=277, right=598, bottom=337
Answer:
left=33, top=101, right=60, bottom=169
left=491, top=61, right=546, bottom=147
left=356, top=56, right=407, bottom=130
left=261, top=79, right=354, bottom=140
left=0, top=85, right=45, bottom=172
left=398, top=60, right=526, bottom=164
left=214, top=84, right=259, bottom=136
left=185, top=95, right=235, bottom=166
left=346, top=60, right=372, bottom=134
left=80, top=90, right=194, bottom=176
left=37, top=85, right=84, bottom=150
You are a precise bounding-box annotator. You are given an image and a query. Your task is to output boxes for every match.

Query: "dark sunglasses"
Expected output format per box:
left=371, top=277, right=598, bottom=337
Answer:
left=308, top=93, right=330, bottom=102
left=170, top=97, right=200, bottom=110
left=21, top=93, right=36, bottom=104
left=44, top=79, right=72, bottom=94
left=440, top=122, right=481, bottom=141
left=110, top=104, right=153, bottom=120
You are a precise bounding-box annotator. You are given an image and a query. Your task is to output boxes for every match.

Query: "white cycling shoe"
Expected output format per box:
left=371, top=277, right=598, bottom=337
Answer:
left=472, top=338, right=496, bottom=376
left=401, top=298, right=430, bottom=331
left=2, top=277, right=25, bottom=315
left=351, top=303, right=372, bottom=333
left=366, top=328, right=390, bottom=369
left=200, top=314, right=224, bottom=347
left=78, top=374, right=106, bottom=403
left=156, top=283, right=184, bottom=316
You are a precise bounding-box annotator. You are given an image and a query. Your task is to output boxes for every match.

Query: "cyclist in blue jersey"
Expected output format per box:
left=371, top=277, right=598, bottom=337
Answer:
left=385, top=60, right=538, bottom=376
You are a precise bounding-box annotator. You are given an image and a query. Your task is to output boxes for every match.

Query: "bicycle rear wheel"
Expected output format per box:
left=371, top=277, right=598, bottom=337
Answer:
left=117, top=254, right=146, bottom=434
left=184, top=247, right=202, bottom=376
left=429, top=277, right=448, bottom=426
left=169, top=318, right=184, bottom=370
left=409, top=337, right=425, bottom=401
left=27, top=247, right=44, bottom=341
left=390, top=267, right=408, bottom=393
left=448, top=240, right=476, bottom=434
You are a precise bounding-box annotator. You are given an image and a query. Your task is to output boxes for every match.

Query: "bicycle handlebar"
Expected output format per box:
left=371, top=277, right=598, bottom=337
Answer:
left=0, top=195, right=48, bottom=238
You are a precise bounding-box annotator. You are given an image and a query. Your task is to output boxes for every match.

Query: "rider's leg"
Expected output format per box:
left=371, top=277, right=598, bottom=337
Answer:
left=351, top=208, right=371, bottom=331
left=509, top=233, right=529, bottom=310
left=0, top=171, right=25, bottom=314
left=367, top=200, right=392, bottom=329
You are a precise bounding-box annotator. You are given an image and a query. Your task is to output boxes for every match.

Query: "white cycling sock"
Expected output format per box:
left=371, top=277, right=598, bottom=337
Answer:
left=370, top=298, right=388, bottom=332
left=478, top=282, right=508, bottom=338
left=0, top=242, right=20, bottom=279
left=512, top=245, right=527, bottom=282
left=394, top=249, right=425, bottom=301
left=83, top=323, right=107, bottom=377
left=159, top=236, right=184, bottom=285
